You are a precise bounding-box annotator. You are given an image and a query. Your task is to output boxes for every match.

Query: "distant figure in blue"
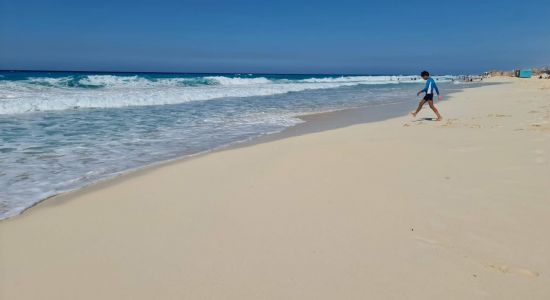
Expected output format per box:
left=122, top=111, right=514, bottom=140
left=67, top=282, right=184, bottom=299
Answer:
left=411, top=70, right=443, bottom=121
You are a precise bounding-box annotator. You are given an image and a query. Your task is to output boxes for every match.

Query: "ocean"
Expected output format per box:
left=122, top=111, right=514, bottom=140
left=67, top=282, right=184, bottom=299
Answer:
left=0, top=71, right=461, bottom=219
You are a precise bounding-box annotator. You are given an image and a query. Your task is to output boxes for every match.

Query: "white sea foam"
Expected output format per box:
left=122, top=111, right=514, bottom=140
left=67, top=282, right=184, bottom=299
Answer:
left=301, top=75, right=397, bottom=83
left=204, top=76, right=273, bottom=85
left=26, top=76, right=74, bottom=86
left=0, top=75, right=455, bottom=114
left=78, top=75, right=151, bottom=87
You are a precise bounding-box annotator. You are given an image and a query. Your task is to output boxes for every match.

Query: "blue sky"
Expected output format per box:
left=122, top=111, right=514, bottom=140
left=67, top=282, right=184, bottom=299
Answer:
left=1, top=0, right=549, bottom=74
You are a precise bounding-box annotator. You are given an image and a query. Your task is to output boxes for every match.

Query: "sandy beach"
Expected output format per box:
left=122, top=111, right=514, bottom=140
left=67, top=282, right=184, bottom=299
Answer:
left=1, top=77, right=549, bottom=299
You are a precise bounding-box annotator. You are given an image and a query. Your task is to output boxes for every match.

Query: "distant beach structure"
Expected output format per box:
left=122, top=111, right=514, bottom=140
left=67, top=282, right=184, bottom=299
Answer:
left=515, top=69, right=533, bottom=78
left=487, top=70, right=514, bottom=77
left=486, top=67, right=550, bottom=79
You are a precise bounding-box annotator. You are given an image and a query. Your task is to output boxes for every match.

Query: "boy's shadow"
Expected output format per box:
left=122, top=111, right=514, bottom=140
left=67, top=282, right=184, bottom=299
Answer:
left=413, top=117, right=438, bottom=122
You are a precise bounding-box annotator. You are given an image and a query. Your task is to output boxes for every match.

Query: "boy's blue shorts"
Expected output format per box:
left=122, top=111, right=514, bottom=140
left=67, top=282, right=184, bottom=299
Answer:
left=423, top=93, right=434, bottom=101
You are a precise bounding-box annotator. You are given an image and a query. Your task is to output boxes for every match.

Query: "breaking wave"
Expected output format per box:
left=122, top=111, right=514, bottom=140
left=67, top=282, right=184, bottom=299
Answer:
left=0, top=74, right=453, bottom=114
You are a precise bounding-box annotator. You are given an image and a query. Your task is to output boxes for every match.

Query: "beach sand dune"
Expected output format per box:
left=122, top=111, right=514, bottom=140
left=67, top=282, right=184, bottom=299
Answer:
left=1, top=77, right=549, bottom=299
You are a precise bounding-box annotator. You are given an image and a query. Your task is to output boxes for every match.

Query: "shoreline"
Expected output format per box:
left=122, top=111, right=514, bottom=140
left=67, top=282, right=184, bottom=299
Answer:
left=3, top=81, right=485, bottom=221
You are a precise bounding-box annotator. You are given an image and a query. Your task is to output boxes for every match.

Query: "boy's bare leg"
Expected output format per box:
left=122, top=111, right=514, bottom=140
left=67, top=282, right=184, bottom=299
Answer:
left=428, top=100, right=443, bottom=121
left=411, top=100, right=426, bottom=117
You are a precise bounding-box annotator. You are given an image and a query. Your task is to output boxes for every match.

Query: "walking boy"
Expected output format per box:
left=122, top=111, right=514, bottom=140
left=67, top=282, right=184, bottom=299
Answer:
left=411, top=71, right=442, bottom=121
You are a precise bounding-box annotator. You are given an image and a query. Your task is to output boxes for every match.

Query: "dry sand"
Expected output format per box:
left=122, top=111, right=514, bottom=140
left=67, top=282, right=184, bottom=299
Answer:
left=1, top=77, right=549, bottom=299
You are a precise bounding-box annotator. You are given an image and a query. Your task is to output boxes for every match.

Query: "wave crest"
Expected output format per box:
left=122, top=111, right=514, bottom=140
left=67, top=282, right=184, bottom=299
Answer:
left=0, top=74, right=455, bottom=114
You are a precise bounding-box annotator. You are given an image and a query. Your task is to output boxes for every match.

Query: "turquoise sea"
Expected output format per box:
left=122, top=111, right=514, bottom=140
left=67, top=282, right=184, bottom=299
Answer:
left=0, top=71, right=463, bottom=219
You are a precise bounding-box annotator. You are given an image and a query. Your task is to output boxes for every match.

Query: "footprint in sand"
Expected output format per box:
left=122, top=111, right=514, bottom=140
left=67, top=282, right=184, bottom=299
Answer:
left=440, top=119, right=484, bottom=129
left=487, top=264, right=540, bottom=278
left=440, top=118, right=458, bottom=127
left=412, top=237, right=542, bottom=279
left=529, top=123, right=550, bottom=132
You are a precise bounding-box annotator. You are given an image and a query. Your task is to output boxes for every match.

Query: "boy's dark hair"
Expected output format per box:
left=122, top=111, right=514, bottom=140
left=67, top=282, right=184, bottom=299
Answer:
left=421, top=71, right=430, bottom=77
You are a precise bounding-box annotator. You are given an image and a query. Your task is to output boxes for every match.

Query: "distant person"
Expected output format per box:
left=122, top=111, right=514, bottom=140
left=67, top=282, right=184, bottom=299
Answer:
left=411, top=70, right=442, bottom=121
